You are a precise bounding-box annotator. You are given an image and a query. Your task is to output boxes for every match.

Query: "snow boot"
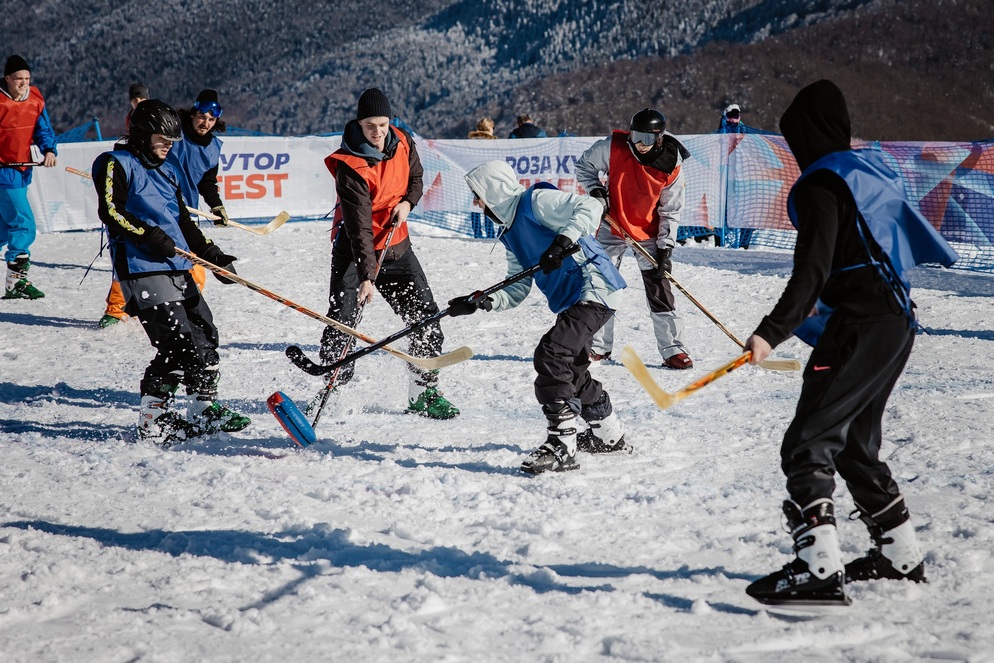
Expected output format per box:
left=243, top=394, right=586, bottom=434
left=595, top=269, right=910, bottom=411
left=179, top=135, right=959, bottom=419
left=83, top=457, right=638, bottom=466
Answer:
left=186, top=368, right=251, bottom=434
left=746, top=499, right=850, bottom=606
left=3, top=255, right=44, bottom=300
left=98, top=314, right=124, bottom=328
left=521, top=400, right=580, bottom=475
left=846, top=498, right=926, bottom=583
left=136, top=379, right=197, bottom=449
left=406, top=370, right=460, bottom=420
left=577, top=391, right=631, bottom=454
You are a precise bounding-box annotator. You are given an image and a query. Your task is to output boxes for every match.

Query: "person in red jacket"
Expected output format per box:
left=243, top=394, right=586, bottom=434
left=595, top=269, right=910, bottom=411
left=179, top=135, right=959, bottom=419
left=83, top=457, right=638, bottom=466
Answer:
left=0, top=55, right=57, bottom=300
left=575, top=108, right=693, bottom=369
left=320, top=88, right=458, bottom=419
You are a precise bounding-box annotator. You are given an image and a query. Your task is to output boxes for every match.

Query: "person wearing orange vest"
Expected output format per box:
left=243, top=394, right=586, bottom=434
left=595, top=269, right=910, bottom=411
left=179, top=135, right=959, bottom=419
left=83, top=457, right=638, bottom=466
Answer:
left=320, top=88, right=458, bottom=419
left=575, top=108, right=693, bottom=369
left=1, top=54, right=57, bottom=300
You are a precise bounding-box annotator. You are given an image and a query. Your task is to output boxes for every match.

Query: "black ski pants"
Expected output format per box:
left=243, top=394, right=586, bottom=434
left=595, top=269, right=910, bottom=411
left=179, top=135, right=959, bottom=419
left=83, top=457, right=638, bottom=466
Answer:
left=322, top=247, right=443, bottom=381
left=782, top=312, right=915, bottom=513
left=133, top=273, right=220, bottom=396
left=534, top=301, right=614, bottom=409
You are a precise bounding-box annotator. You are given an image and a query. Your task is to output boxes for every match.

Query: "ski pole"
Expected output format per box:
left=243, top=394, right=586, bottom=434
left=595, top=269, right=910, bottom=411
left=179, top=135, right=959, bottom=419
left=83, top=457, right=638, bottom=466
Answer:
left=174, top=247, right=473, bottom=371
left=308, top=220, right=400, bottom=426
left=621, top=345, right=752, bottom=410
left=604, top=214, right=801, bottom=372
left=316, top=243, right=582, bottom=374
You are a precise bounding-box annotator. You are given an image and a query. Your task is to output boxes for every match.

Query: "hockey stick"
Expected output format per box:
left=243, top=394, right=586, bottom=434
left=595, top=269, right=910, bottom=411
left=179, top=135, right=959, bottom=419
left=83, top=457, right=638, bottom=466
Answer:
left=604, top=214, right=801, bottom=372
left=307, top=220, right=399, bottom=426
left=1, top=161, right=44, bottom=167
left=287, top=244, right=582, bottom=376
left=66, top=166, right=289, bottom=236
left=186, top=206, right=289, bottom=236
left=174, top=247, right=474, bottom=371
left=620, top=345, right=752, bottom=410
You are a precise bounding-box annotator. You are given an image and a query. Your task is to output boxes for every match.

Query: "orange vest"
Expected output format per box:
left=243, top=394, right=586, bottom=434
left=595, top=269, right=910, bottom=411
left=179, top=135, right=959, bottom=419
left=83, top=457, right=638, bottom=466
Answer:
left=0, top=87, right=46, bottom=168
left=607, top=131, right=681, bottom=241
left=324, top=127, right=412, bottom=249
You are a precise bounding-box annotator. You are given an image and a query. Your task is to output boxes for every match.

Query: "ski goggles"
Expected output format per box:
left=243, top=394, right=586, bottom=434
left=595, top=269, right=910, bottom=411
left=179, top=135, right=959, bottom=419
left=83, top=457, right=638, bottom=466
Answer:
left=192, top=100, right=223, bottom=118
left=629, top=130, right=660, bottom=147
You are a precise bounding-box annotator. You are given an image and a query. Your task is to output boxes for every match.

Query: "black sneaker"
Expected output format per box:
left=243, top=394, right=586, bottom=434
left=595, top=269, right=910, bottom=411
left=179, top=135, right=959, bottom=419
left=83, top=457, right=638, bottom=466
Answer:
left=846, top=549, right=927, bottom=584
left=521, top=439, right=579, bottom=475
left=746, top=559, right=850, bottom=606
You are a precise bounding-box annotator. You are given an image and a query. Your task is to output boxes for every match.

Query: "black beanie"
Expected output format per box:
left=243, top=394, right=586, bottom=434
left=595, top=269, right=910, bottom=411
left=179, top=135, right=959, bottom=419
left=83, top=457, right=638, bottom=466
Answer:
left=356, top=88, right=391, bottom=120
left=4, top=55, right=30, bottom=77
left=129, top=83, right=149, bottom=100
left=196, top=89, right=219, bottom=104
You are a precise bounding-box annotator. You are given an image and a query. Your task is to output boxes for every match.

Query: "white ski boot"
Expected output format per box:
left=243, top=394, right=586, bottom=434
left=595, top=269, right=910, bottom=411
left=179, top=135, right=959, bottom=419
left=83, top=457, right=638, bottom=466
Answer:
left=747, top=499, right=850, bottom=606
left=521, top=400, right=579, bottom=475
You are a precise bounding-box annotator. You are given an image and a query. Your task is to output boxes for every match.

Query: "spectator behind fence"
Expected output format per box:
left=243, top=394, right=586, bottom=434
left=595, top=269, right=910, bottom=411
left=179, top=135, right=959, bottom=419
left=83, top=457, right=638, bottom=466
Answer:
left=468, top=117, right=497, bottom=139
left=509, top=114, right=547, bottom=139
left=125, top=82, right=149, bottom=131
left=716, top=103, right=776, bottom=135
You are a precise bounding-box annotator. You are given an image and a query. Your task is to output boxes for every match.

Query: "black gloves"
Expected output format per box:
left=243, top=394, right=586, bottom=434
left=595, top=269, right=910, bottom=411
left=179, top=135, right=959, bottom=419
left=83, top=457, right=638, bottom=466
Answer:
left=656, top=246, right=673, bottom=279
left=589, top=187, right=609, bottom=216
left=143, top=226, right=176, bottom=258
left=539, top=234, right=575, bottom=274
left=447, top=292, right=494, bottom=317
left=210, top=205, right=230, bottom=227
left=200, top=243, right=238, bottom=284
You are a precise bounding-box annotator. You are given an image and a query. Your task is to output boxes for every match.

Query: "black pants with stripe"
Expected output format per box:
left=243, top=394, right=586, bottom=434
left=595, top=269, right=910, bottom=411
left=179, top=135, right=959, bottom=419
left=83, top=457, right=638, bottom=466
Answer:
left=782, top=312, right=915, bottom=513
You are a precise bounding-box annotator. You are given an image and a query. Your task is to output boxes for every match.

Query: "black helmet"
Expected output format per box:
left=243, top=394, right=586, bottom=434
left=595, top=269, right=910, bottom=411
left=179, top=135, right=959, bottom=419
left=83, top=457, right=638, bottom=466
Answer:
left=629, top=108, right=666, bottom=147
left=128, top=99, right=182, bottom=166
left=130, top=99, right=183, bottom=141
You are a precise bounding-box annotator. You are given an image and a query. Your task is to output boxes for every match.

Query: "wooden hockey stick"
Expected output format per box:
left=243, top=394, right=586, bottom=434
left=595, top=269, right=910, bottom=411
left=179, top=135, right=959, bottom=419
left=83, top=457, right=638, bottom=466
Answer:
left=620, top=345, right=752, bottom=410
left=66, top=166, right=288, bottom=236
left=186, top=206, right=289, bottom=236
left=174, top=248, right=474, bottom=371
left=604, top=214, right=802, bottom=372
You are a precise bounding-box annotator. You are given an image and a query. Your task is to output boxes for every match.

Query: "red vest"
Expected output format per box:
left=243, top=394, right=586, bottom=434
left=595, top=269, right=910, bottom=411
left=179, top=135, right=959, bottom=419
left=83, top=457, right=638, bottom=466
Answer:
left=0, top=87, right=46, bottom=168
left=607, top=131, right=681, bottom=241
left=324, top=128, right=412, bottom=249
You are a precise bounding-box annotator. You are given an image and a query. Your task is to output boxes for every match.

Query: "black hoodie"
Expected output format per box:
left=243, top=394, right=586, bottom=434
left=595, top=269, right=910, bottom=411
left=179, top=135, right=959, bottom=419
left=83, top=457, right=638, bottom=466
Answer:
left=753, top=80, right=902, bottom=348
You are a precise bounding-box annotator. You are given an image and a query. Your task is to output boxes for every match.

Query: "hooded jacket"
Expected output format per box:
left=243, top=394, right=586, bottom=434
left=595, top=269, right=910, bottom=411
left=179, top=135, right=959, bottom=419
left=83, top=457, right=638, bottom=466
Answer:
left=464, top=160, right=624, bottom=313
left=754, top=80, right=954, bottom=348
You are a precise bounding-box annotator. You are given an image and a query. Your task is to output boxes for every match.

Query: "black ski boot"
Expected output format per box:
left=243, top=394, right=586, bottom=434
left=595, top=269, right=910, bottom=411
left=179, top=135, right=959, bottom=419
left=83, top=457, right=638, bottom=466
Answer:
left=846, top=498, right=926, bottom=583
left=521, top=400, right=580, bottom=475
left=576, top=391, right=632, bottom=454
left=747, top=499, right=850, bottom=606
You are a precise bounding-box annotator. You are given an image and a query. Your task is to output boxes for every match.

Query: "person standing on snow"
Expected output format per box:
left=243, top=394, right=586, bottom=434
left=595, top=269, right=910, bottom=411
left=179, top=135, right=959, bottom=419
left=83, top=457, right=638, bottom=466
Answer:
left=456, top=160, right=629, bottom=475
left=91, top=99, right=249, bottom=448
left=320, top=88, right=459, bottom=419
left=744, top=80, right=957, bottom=605
left=575, top=108, right=693, bottom=369
left=0, top=55, right=57, bottom=300
left=99, top=88, right=228, bottom=329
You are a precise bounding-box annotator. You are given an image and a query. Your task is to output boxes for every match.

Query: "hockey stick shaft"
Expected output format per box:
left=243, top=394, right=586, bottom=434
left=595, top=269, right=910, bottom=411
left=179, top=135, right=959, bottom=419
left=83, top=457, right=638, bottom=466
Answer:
left=1, top=161, right=44, bottom=167
left=186, top=206, right=289, bottom=236
left=315, top=244, right=583, bottom=374
left=620, top=345, right=751, bottom=410
left=67, top=166, right=289, bottom=237
left=605, top=215, right=801, bottom=372
left=174, top=248, right=472, bottom=370
left=309, top=222, right=400, bottom=426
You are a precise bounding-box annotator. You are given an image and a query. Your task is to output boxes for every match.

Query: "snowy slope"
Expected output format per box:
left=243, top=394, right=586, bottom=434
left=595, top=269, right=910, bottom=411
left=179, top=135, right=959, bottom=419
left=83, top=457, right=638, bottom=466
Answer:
left=2, top=221, right=993, bottom=662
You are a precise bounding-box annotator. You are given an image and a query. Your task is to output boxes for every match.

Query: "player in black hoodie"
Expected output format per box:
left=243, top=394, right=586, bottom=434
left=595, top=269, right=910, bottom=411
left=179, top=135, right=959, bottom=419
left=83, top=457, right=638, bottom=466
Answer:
left=744, top=80, right=942, bottom=606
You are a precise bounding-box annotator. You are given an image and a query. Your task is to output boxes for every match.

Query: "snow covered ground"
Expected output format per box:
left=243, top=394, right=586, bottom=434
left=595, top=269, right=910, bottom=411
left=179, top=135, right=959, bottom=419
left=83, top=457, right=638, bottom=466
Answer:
left=2, top=221, right=993, bottom=662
